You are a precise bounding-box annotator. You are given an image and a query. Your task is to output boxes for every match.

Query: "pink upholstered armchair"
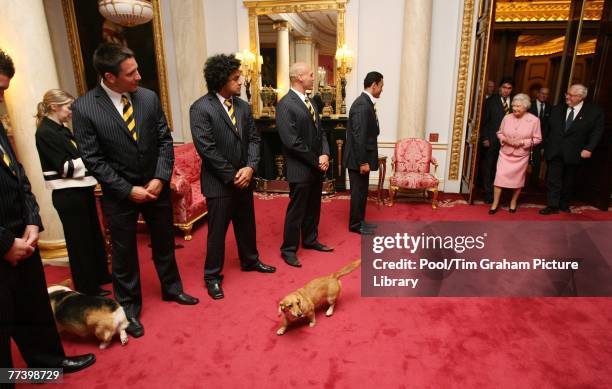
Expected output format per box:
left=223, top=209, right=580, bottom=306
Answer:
left=170, top=143, right=207, bottom=240
left=388, top=138, right=439, bottom=208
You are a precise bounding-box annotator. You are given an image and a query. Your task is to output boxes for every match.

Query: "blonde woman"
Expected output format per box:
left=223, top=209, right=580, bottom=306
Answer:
left=489, top=93, right=542, bottom=214
left=35, top=89, right=111, bottom=296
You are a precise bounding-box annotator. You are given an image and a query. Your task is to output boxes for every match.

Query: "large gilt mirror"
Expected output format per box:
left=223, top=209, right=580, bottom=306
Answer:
left=244, top=0, right=349, bottom=118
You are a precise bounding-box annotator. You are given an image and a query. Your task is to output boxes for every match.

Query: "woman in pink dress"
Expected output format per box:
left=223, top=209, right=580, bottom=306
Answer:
left=489, top=93, right=542, bottom=214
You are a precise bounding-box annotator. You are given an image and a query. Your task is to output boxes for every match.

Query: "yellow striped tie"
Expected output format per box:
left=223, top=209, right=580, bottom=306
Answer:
left=2, top=148, right=15, bottom=174
left=224, top=98, right=239, bottom=134
left=304, top=97, right=317, bottom=123
left=121, top=95, right=138, bottom=141
left=373, top=103, right=379, bottom=127
left=70, top=139, right=78, bottom=149
left=502, top=98, right=510, bottom=115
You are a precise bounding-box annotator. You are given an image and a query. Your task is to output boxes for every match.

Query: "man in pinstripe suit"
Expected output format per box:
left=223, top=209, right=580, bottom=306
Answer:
left=190, top=54, right=276, bottom=300
left=1, top=49, right=95, bottom=381
left=72, top=43, right=198, bottom=338
left=277, top=62, right=332, bottom=268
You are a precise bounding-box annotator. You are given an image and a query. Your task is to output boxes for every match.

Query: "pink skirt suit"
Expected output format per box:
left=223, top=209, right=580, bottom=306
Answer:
left=494, top=112, right=542, bottom=189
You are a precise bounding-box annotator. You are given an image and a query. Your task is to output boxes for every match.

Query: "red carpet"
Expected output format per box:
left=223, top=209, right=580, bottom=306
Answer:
left=13, top=194, right=612, bottom=388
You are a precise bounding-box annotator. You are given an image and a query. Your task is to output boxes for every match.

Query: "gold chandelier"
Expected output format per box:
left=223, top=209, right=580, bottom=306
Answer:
left=98, top=0, right=154, bottom=27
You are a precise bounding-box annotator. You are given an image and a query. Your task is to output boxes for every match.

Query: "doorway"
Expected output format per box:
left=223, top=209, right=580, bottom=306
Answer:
left=461, top=0, right=610, bottom=209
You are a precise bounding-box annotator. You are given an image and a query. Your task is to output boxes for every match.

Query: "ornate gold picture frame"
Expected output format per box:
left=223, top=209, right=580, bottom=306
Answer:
left=61, top=0, right=172, bottom=127
left=243, top=0, right=348, bottom=117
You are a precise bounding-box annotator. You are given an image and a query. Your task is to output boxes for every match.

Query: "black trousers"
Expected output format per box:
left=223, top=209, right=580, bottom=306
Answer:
left=528, top=144, right=544, bottom=186
left=281, top=179, right=323, bottom=256
left=546, top=157, right=579, bottom=209
left=481, top=146, right=499, bottom=200
left=204, top=189, right=259, bottom=281
left=348, top=169, right=369, bottom=230
left=52, top=187, right=110, bottom=295
left=102, top=187, right=182, bottom=319
left=1, top=251, right=65, bottom=377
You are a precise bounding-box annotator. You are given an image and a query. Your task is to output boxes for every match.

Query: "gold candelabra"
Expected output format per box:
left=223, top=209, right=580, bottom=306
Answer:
left=335, top=43, right=353, bottom=115
left=235, top=49, right=262, bottom=104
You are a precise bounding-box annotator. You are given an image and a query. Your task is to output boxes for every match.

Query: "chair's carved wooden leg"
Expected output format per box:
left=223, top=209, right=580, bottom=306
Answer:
left=388, top=186, right=397, bottom=207
left=178, top=224, right=193, bottom=241
left=429, top=188, right=438, bottom=209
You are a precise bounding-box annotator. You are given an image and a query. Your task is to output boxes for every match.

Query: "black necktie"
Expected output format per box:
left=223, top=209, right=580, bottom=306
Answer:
left=565, top=107, right=574, bottom=131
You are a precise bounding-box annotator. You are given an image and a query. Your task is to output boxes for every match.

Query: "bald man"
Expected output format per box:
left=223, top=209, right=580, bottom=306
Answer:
left=276, top=62, right=332, bottom=268
left=540, top=84, right=604, bottom=214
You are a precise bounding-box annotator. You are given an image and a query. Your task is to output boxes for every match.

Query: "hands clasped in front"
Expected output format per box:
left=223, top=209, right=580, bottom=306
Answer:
left=319, top=154, right=329, bottom=173
left=129, top=178, right=164, bottom=203
left=4, top=224, right=39, bottom=266
left=234, top=166, right=254, bottom=189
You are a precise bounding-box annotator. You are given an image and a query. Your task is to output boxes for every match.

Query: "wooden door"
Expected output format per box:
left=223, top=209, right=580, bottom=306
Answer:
left=576, top=0, right=611, bottom=210
left=461, top=0, right=495, bottom=202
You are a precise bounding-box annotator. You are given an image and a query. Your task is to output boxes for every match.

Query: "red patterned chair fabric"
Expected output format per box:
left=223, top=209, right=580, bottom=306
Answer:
left=170, top=143, right=207, bottom=240
left=388, top=138, right=439, bottom=208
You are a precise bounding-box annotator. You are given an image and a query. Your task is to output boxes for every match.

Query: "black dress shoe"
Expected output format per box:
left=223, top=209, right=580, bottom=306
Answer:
left=126, top=317, right=144, bottom=338
left=509, top=204, right=518, bottom=213
left=559, top=206, right=571, bottom=213
left=282, top=255, right=302, bottom=268
left=349, top=227, right=374, bottom=235
left=539, top=206, right=559, bottom=215
left=162, top=292, right=199, bottom=305
left=95, top=288, right=112, bottom=297
left=59, top=353, right=96, bottom=374
left=363, top=222, right=378, bottom=230
left=241, top=260, right=277, bottom=273
left=205, top=280, right=224, bottom=300
left=488, top=207, right=498, bottom=215
left=302, top=242, right=334, bottom=252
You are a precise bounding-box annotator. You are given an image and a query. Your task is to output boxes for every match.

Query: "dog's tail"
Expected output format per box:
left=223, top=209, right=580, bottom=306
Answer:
left=332, top=259, right=361, bottom=279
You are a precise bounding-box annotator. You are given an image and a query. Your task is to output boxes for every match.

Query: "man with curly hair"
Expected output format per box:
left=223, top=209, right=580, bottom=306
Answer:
left=1, top=49, right=95, bottom=383
left=190, top=54, right=276, bottom=300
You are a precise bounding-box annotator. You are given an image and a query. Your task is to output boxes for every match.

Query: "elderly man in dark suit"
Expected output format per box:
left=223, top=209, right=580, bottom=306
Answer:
left=540, top=84, right=604, bottom=214
left=0, top=49, right=95, bottom=383
left=528, top=87, right=551, bottom=187
left=345, top=71, right=384, bottom=235
left=480, top=77, right=514, bottom=203
left=277, top=62, right=332, bottom=268
left=190, top=54, right=276, bottom=300
left=72, top=43, right=198, bottom=339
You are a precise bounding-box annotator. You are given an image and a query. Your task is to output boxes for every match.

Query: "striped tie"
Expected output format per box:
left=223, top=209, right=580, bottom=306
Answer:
left=373, top=103, right=379, bottom=127
left=502, top=98, right=510, bottom=115
left=121, top=95, right=138, bottom=141
left=70, top=139, right=78, bottom=149
left=224, top=98, right=239, bottom=134
left=1, top=147, right=15, bottom=174
left=304, top=97, right=317, bottom=123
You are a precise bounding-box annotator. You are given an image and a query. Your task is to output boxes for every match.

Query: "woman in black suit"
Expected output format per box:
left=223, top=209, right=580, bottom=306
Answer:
left=34, top=89, right=111, bottom=296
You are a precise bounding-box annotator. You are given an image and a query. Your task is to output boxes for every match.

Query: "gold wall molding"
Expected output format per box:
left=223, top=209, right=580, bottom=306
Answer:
left=61, top=0, right=172, bottom=127
left=495, top=0, right=603, bottom=22
left=39, top=240, right=68, bottom=260
left=516, top=36, right=597, bottom=57
left=448, top=0, right=475, bottom=180
left=244, top=0, right=348, bottom=117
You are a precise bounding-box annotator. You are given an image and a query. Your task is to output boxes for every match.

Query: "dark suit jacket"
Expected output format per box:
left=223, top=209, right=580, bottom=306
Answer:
left=72, top=85, right=174, bottom=201
left=480, top=94, right=511, bottom=149
left=544, top=103, right=605, bottom=165
left=276, top=89, right=330, bottom=183
left=0, top=123, right=43, bottom=260
left=189, top=93, right=260, bottom=198
left=528, top=100, right=551, bottom=138
left=344, top=92, right=379, bottom=171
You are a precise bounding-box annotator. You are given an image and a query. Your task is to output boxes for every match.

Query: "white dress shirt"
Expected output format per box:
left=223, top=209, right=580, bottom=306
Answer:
left=216, top=93, right=234, bottom=121
left=100, top=80, right=130, bottom=116
left=567, top=101, right=583, bottom=120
